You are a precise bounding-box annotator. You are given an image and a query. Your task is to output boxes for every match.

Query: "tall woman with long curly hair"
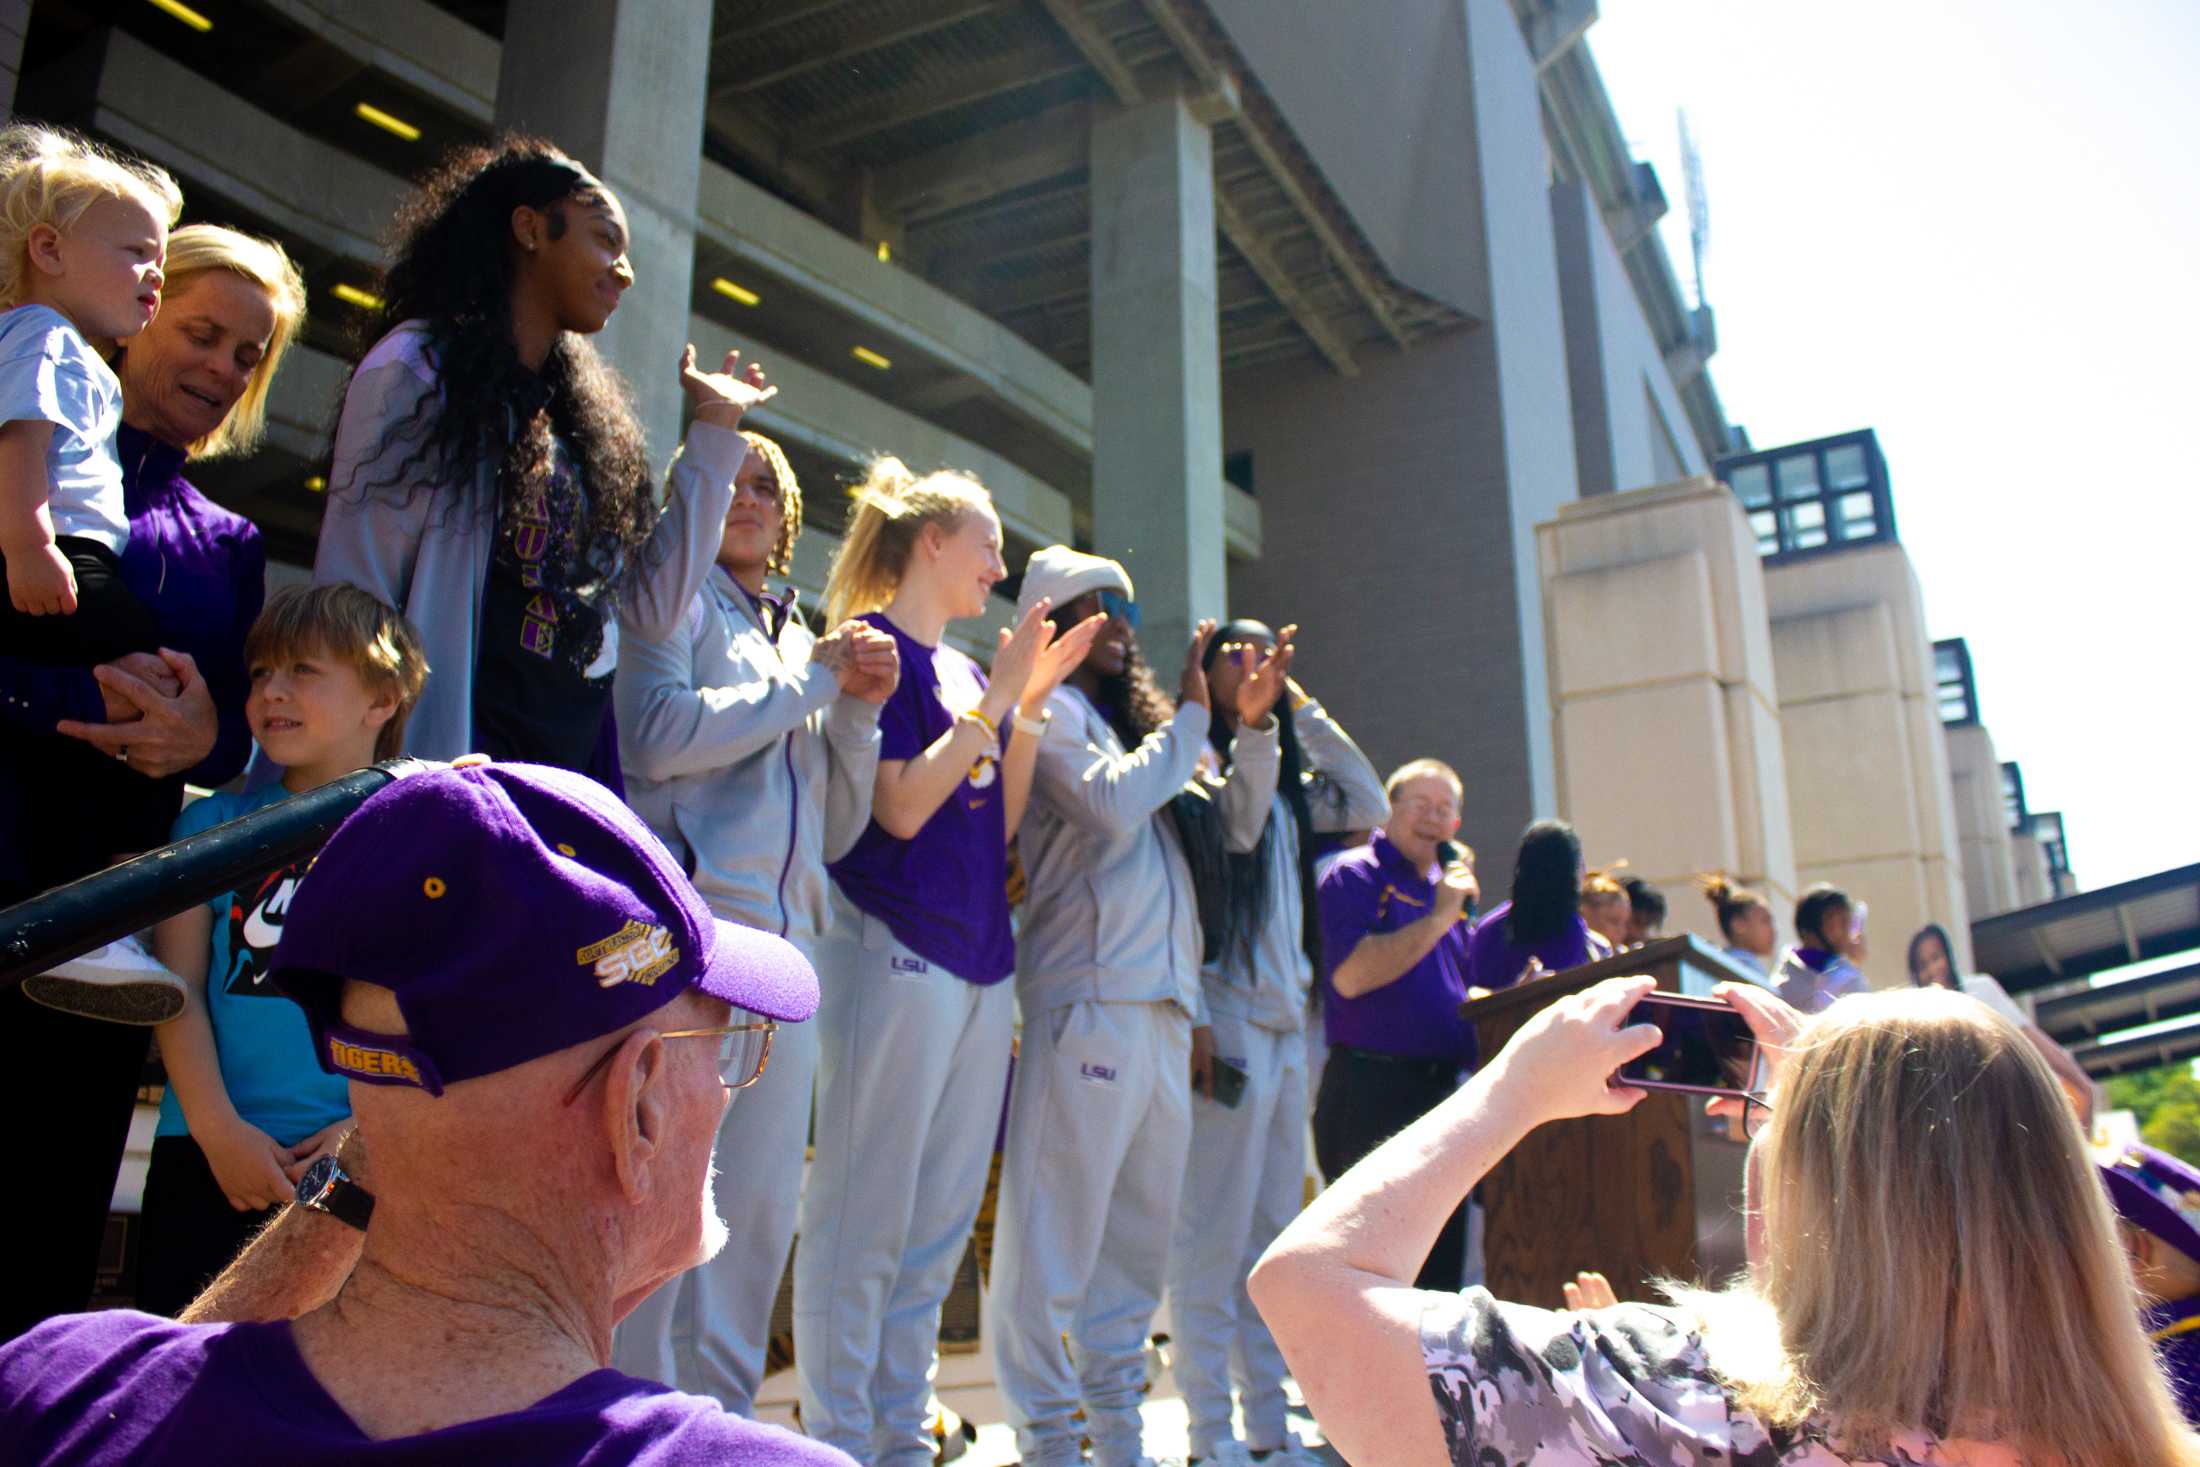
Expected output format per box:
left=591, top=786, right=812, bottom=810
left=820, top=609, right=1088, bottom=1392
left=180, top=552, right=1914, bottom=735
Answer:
left=313, top=136, right=777, bottom=783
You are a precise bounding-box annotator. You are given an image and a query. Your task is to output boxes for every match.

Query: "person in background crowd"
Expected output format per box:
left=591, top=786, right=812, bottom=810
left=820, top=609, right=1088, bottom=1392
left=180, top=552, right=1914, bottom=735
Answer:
left=1623, top=875, right=1666, bottom=947
left=1772, top=882, right=1869, bottom=1013
left=138, top=585, right=427, bottom=1317
left=1700, top=871, right=1777, bottom=979
left=0, top=762, right=855, bottom=1465
left=1251, top=979, right=2200, bottom=1467
left=989, top=546, right=1226, bottom=1467
left=0, top=221, right=301, bottom=1342
left=1580, top=867, right=1630, bottom=954
left=796, top=473, right=1097, bottom=1466
left=2101, top=1143, right=2200, bottom=1424
left=1908, top=922, right=2097, bottom=1130
left=1164, top=619, right=1386, bottom=1467
left=313, top=135, right=774, bottom=784
left=1312, top=758, right=1478, bottom=1293
left=1467, top=820, right=1598, bottom=991
left=610, top=433, right=898, bottom=1415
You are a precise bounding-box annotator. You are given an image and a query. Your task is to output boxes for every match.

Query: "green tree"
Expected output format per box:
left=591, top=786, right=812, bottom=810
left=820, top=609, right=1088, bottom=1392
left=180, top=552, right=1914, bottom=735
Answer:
left=2108, top=1062, right=2200, bottom=1170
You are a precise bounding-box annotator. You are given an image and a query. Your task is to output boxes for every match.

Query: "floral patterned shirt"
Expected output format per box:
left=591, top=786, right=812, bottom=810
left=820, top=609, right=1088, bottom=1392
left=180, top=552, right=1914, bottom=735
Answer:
left=1421, top=1288, right=2022, bottom=1466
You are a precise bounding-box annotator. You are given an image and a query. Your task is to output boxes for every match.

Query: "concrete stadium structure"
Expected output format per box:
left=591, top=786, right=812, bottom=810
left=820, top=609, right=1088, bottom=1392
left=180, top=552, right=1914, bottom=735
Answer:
left=3, top=0, right=1736, bottom=877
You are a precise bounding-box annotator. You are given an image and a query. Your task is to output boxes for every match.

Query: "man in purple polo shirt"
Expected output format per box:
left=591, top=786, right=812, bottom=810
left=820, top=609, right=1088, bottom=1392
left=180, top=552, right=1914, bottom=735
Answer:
left=1311, top=757, right=1480, bottom=1291
left=0, top=760, right=854, bottom=1466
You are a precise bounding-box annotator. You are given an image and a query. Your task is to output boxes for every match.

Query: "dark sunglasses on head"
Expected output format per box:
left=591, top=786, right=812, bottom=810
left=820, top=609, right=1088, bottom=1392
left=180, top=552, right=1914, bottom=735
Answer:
left=1097, top=589, right=1139, bottom=628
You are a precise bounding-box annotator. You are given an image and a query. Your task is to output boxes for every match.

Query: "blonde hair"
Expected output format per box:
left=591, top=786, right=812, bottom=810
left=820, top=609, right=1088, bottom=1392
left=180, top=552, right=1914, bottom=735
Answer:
left=0, top=124, right=183, bottom=311
left=821, top=455, right=993, bottom=627
left=739, top=430, right=802, bottom=576
left=152, top=224, right=309, bottom=460
left=1383, top=757, right=1462, bottom=803
left=245, top=584, right=430, bottom=764
left=1671, top=990, right=2200, bottom=1465
left=1582, top=862, right=1630, bottom=901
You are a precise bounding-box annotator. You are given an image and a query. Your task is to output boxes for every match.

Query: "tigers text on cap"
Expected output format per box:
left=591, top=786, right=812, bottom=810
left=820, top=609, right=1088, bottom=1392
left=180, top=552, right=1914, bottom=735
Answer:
left=271, top=760, right=819, bottom=1096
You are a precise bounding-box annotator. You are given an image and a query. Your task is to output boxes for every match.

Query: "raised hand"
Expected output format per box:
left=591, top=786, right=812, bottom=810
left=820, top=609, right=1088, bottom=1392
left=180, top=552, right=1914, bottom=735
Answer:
left=1234, top=623, right=1297, bottom=729
left=681, top=345, right=777, bottom=428
left=983, top=598, right=1056, bottom=724
left=1178, top=618, right=1218, bottom=709
left=1561, top=1270, right=1619, bottom=1311
left=1486, top=974, right=1663, bottom=1124
left=1021, top=611, right=1104, bottom=716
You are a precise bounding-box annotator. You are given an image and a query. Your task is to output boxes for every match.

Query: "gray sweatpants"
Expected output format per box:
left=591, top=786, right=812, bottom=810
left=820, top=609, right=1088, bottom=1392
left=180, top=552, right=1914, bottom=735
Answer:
left=989, top=997, right=1193, bottom=1467
left=1164, top=1015, right=1307, bottom=1458
left=793, top=904, right=1014, bottom=1467
left=612, top=956, right=819, bottom=1414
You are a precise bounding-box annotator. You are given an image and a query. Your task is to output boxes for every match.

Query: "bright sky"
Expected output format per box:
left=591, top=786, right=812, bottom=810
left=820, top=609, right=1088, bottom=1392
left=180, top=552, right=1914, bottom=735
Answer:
left=1589, top=0, right=2200, bottom=888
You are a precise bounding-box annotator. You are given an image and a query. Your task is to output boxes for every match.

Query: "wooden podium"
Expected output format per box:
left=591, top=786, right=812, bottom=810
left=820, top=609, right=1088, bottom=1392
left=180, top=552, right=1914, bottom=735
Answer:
left=1458, top=934, right=1760, bottom=1308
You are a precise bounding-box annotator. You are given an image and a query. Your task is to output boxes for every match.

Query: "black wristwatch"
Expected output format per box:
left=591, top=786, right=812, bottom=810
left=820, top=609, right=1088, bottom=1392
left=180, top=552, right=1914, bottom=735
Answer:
left=295, top=1153, right=375, bottom=1231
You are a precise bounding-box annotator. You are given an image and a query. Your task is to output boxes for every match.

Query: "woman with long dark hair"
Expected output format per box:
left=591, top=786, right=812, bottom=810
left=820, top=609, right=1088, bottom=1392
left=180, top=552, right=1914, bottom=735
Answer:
left=1908, top=920, right=2097, bottom=1126
left=314, top=136, right=776, bottom=782
left=1163, top=619, right=1388, bottom=1466
left=1465, top=819, right=1597, bottom=991
left=990, top=546, right=1261, bottom=1467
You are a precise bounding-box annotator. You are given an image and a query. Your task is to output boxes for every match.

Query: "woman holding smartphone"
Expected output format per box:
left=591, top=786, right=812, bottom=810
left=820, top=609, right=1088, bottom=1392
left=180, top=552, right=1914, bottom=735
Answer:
left=793, top=461, right=1096, bottom=1467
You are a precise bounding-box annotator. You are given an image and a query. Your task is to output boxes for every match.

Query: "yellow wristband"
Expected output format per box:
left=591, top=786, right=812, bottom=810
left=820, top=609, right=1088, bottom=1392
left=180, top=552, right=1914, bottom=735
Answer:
left=960, top=707, right=999, bottom=740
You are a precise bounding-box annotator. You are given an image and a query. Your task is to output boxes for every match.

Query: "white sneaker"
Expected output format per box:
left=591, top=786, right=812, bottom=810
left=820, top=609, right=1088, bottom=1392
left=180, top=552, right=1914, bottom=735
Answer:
left=22, top=935, right=187, bottom=1025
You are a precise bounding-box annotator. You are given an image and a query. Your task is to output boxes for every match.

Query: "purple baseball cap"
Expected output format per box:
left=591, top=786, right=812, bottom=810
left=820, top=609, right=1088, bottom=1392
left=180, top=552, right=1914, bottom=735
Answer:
left=271, top=760, right=818, bottom=1097
left=2100, top=1142, right=2200, bottom=1263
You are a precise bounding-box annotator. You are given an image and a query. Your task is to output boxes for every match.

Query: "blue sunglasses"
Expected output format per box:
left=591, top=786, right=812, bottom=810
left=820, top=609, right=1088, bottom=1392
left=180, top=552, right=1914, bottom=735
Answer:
left=1097, top=589, right=1140, bottom=628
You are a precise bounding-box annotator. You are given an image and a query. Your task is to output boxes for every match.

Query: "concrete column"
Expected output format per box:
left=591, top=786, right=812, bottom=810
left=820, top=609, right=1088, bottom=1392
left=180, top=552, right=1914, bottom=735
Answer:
left=1536, top=477, right=1798, bottom=954
left=495, top=0, right=710, bottom=466
left=1766, top=543, right=1973, bottom=976
left=1089, top=95, right=1226, bottom=663
left=0, top=0, right=30, bottom=112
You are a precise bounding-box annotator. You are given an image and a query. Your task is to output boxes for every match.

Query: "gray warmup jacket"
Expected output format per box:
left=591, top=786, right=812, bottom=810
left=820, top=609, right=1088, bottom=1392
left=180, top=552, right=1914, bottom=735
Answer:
left=314, top=322, right=743, bottom=761
left=614, top=569, right=881, bottom=948
left=1201, top=700, right=1390, bottom=1035
left=1018, top=686, right=1258, bottom=1023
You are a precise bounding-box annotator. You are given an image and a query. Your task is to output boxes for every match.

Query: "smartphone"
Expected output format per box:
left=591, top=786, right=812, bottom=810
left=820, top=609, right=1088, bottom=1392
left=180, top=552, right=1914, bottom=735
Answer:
left=1209, top=1056, right=1249, bottom=1109
left=1616, top=992, right=1760, bottom=1100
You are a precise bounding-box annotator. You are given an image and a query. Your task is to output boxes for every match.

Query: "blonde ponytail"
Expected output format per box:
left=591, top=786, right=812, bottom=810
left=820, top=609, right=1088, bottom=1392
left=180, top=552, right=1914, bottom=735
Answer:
left=821, top=456, right=992, bottom=626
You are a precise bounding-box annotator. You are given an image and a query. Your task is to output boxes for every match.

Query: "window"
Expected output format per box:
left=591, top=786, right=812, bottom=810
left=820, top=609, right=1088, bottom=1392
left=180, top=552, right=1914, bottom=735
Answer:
left=1934, top=638, right=1979, bottom=726
left=1731, top=463, right=1772, bottom=509
left=1714, top=431, right=1897, bottom=564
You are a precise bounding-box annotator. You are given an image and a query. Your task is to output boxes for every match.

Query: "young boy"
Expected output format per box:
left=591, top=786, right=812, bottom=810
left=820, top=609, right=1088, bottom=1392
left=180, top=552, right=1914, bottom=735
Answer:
left=134, top=583, right=427, bottom=1316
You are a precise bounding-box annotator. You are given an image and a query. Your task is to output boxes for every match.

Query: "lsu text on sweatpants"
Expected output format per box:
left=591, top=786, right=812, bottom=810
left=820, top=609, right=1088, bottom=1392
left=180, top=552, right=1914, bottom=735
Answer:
left=1163, top=1016, right=1309, bottom=1459
left=988, top=997, right=1193, bottom=1467
left=613, top=996, right=820, bottom=1414
left=793, top=904, right=1013, bottom=1467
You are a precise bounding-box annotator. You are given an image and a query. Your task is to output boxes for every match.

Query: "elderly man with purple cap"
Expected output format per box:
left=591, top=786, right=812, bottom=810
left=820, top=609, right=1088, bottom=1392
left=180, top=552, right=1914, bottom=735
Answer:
left=0, top=760, right=855, bottom=1465
left=2103, top=1141, right=2200, bottom=1423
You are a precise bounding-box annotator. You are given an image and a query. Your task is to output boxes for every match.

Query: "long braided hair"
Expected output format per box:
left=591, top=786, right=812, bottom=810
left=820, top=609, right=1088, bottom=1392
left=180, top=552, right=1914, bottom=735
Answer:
left=338, top=136, right=656, bottom=587
left=1201, top=620, right=1322, bottom=977
left=1085, top=633, right=1233, bottom=964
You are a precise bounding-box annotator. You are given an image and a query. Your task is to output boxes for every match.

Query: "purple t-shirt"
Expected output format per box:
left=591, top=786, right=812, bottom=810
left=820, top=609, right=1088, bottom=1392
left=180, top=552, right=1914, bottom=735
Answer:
left=1317, top=830, right=1475, bottom=1063
left=0, top=1310, right=854, bottom=1465
left=1465, top=900, right=1594, bottom=992
left=825, top=612, right=1013, bottom=984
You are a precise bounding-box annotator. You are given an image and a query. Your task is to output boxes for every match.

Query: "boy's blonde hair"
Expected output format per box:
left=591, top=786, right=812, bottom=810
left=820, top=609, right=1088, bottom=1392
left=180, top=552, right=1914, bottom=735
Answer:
left=1671, top=989, right=2200, bottom=1466
left=0, top=124, right=184, bottom=311
left=156, top=224, right=308, bottom=461
left=245, top=584, right=430, bottom=764
left=821, top=455, right=993, bottom=627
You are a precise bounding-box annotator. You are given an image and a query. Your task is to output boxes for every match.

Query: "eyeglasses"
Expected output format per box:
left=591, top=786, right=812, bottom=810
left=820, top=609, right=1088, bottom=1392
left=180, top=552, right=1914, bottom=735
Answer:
left=560, top=1015, right=777, bottom=1107
left=1097, top=589, right=1139, bottom=628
